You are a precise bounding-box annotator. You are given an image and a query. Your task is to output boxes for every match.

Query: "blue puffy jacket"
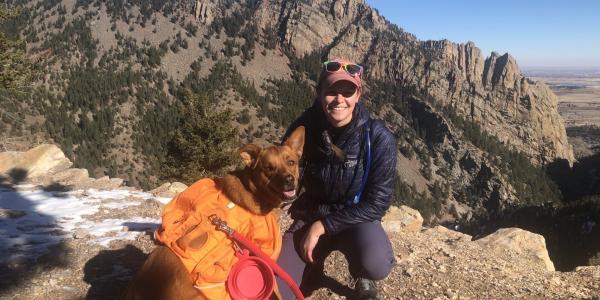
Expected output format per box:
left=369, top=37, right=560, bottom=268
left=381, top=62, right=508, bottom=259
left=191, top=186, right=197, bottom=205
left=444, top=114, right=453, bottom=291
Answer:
left=284, top=101, right=397, bottom=234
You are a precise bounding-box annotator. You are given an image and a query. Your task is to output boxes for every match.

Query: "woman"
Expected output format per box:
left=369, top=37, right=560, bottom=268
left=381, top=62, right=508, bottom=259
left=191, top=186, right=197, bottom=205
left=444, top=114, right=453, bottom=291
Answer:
left=277, top=58, right=397, bottom=300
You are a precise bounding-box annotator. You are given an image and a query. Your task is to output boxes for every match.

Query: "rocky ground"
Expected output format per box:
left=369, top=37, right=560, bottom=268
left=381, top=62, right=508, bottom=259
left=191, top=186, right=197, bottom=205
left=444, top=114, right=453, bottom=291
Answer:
left=1, top=145, right=599, bottom=300
left=311, top=228, right=599, bottom=300
left=1, top=185, right=599, bottom=300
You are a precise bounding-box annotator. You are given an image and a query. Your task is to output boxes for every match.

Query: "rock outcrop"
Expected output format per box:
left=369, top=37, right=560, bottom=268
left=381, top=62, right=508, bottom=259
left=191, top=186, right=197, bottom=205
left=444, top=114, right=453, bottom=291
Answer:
left=403, top=42, right=574, bottom=165
left=0, top=144, right=72, bottom=179
left=0, top=144, right=123, bottom=190
left=193, top=0, right=216, bottom=24
left=476, top=227, right=555, bottom=272
left=382, top=205, right=424, bottom=233
left=150, top=181, right=188, bottom=198
left=259, top=0, right=573, bottom=165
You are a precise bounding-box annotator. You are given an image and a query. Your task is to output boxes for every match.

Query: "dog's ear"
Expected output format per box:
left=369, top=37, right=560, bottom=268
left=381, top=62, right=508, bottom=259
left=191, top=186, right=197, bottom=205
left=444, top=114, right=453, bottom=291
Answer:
left=239, top=144, right=262, bottom=168
left=283, top=126, right=305, bottom=157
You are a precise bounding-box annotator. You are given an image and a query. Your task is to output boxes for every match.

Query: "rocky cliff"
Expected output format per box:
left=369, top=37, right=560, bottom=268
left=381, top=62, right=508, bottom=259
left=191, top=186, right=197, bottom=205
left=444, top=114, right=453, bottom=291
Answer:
left=237, top=0, right=574, bottom=165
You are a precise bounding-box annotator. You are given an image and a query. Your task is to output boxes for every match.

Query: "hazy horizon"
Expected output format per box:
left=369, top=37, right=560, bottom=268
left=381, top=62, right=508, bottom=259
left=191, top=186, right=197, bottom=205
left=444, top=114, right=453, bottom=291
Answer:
left=366, top=0, right=600, bottom=69
left=521, top=66, right=600, bottom=71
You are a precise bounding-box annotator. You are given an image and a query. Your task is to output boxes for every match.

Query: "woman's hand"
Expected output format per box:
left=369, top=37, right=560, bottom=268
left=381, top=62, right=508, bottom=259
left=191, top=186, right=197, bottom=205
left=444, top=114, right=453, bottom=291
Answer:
left=301, top=220, right=325, bottom=263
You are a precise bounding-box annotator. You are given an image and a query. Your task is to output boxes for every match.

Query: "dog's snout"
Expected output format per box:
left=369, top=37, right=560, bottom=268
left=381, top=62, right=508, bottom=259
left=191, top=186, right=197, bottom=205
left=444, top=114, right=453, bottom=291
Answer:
left=285, top=175, right=294, bottom=185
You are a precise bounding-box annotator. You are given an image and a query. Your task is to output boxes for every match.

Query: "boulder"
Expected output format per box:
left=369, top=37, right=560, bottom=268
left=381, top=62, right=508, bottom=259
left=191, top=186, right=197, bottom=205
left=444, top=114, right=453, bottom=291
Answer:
left=50, top=168, right=90, bottom=185
left=0, top=151, right=22, bottom=172
left=151, top=182, right=188, bottom=198
left=34, top=168, right=126, bottom=191
left=0, top=144, right=72, bottom=179
left=476, top=227, right=555, bottom=271
left=382, top=205, right=423, bottom=233
left=89, top=176, right=124, bottom=190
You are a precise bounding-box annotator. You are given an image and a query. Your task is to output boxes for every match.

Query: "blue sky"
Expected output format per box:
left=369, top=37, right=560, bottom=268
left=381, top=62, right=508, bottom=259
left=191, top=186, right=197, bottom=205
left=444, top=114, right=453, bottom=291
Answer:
left=366, top=0, right=600, bottom=68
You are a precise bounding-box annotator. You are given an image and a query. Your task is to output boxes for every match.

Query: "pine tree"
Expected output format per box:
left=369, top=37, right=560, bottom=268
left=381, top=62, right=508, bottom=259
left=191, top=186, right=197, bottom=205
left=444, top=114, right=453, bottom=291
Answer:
left=1, top=5, right=33, bottom=145
left=0, top=6, right=31, bottom=92
left=163, top=90, right=238, bottom=184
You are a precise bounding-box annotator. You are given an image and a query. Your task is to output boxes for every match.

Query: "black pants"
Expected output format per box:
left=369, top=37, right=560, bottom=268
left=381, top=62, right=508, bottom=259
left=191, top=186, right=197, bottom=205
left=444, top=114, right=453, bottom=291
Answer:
left=276, top=220, right=395, bottom=299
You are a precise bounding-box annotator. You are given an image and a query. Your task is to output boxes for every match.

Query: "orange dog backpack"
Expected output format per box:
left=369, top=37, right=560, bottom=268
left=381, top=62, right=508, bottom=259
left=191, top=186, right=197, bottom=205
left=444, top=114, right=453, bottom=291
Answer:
left=155, top=178, right=282, bottom=299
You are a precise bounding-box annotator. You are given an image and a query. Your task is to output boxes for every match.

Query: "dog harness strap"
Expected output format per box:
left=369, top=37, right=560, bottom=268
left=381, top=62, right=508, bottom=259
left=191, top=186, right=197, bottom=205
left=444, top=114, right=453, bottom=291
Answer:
left=194, top=282, right=226, bottom=290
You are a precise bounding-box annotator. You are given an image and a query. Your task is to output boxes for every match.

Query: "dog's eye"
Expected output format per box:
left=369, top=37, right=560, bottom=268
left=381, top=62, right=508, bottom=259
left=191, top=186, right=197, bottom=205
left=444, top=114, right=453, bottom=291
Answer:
left=287, top=160, right=296, bottom=166
left=264, top=165, right=275, bottom=172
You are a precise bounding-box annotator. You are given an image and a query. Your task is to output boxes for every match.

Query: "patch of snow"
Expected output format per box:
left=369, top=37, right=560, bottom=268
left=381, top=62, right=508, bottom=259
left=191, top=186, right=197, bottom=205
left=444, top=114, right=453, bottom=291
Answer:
left=155, top=197, right=173, bottom=204
left=84, top=189, right=154, bottom=201
left=14, top=184, right=35, bottom=189
left=0, top=187, right=163, bottom=263
left=101, top=201, right=142, bottom=209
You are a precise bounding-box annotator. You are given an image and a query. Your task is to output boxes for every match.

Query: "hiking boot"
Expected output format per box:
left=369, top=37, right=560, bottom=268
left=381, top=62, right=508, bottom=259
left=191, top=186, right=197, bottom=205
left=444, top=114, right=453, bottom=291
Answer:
left=354, top=277, right=378, bottom=300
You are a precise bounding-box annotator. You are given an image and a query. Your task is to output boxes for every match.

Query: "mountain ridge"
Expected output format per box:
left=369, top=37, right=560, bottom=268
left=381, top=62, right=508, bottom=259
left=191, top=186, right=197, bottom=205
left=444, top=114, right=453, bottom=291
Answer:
left=0, top=0, right=579, bottom=226
left=188, top=0, right=574, bottom=165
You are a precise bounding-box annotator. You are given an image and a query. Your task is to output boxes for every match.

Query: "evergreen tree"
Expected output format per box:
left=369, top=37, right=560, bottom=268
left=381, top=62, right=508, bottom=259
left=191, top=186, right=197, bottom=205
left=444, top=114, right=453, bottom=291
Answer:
left=0, top=6, right=32, bottom=143
left=163, top=90, right=238, bottom=184
left=0, top=7, right=31, bottom=92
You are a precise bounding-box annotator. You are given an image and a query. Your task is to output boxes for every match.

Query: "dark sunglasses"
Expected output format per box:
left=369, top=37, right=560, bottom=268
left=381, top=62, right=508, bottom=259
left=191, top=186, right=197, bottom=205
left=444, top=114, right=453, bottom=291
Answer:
left=323, top=61, right=363, bottom=77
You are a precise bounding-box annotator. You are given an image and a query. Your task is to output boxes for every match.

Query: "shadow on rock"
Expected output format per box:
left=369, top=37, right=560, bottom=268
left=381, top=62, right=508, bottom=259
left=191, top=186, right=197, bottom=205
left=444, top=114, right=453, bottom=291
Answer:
left=42, top=182, right=73, bottom=196
left=84, top=245, right=148, bottom=300
left=122, top=221, right=160, bottom=234
left=8, top=168, right=28, bottom=185
left=0, top=168, right=27, bottom=190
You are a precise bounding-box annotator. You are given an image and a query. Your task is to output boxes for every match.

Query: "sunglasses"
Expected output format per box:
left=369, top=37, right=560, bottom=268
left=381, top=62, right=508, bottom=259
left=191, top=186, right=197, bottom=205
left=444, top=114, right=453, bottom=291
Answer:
left=323, top=61, right=363, bottom=77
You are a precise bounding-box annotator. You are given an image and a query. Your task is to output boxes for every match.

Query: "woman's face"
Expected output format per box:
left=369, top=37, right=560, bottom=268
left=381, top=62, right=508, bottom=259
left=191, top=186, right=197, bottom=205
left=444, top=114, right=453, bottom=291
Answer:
left=319, top=80, right=360, bottom=127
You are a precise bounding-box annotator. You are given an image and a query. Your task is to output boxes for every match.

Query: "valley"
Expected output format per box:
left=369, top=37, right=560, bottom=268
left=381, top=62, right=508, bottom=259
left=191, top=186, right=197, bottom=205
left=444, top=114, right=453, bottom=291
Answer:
left=525, top=67, right=600, bottom=157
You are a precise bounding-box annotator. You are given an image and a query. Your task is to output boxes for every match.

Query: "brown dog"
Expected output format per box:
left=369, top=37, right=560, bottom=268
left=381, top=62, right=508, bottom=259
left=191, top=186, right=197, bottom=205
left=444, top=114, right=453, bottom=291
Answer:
left=124, top=126, right=305, bottom=300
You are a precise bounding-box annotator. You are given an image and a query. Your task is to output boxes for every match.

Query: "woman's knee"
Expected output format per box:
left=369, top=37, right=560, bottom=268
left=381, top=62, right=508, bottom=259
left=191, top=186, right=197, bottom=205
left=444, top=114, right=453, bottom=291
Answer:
left=360, top=252, right=395, bottom=280
left=353, top=221, right=395, bottom=280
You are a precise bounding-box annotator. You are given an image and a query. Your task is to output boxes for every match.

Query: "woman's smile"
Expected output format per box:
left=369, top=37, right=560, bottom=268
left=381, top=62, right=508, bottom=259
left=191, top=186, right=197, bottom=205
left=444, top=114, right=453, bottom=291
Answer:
left=320, top=81, right=360, bottom=127
left=328, top=104, right=349, bottom=111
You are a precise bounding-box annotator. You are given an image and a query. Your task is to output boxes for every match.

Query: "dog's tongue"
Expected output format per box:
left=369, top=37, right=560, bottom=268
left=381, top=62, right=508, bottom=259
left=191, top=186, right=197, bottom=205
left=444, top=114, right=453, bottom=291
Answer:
left=283, top=190, right=296, bottom=199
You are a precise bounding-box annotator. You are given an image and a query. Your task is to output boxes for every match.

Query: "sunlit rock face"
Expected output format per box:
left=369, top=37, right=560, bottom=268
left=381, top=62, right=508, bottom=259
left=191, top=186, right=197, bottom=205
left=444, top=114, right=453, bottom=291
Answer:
left=265, top=0, right=573, bottom=165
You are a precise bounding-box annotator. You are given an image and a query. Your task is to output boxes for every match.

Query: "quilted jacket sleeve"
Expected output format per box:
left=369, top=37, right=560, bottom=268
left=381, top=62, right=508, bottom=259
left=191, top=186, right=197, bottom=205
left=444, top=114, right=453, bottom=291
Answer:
left=321, top=120, right=397, bottom=234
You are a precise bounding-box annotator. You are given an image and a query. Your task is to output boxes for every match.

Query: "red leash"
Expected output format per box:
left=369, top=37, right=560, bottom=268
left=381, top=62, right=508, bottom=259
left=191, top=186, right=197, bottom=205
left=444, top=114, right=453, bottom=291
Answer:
left=210, top=215, right=305, bottom=300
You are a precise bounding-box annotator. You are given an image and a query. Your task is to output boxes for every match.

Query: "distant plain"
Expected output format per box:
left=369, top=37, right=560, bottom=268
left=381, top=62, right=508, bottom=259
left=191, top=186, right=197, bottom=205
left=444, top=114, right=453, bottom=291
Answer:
left=526, top=68, right=600, bottom=126
left=524, top=67, right=600, bottom=156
